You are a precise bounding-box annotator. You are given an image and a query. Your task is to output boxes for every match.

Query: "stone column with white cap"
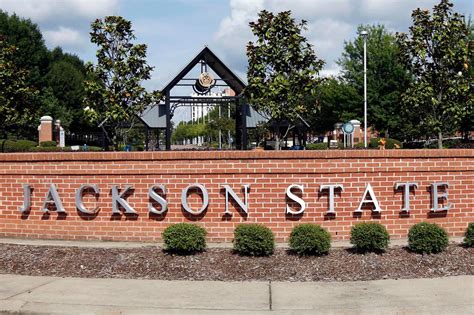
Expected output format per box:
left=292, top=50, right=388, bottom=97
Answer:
left=350, top=119, right=362, bottom=145
left=38, top=116, right=54, bottom=145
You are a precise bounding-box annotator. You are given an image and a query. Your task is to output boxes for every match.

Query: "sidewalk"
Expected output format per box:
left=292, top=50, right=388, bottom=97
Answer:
left=0, top=274, right=472, bottom=314
left=0, top=236, right=465, bottom=249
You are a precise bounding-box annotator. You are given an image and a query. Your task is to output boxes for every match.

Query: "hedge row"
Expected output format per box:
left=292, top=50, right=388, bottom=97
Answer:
left=0, top=140, right=102, bottom=152
left=162, top=222, right=473, bottom=256
left=305, top=138, right=402, bottom=150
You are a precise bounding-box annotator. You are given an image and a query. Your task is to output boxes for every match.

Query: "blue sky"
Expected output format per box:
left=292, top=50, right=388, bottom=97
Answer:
left=1, top=0, right=472, bottom=92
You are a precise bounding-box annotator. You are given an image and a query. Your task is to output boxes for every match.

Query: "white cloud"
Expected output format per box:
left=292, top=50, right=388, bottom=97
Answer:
left=0, top=0, right=119, bottom=58
left=213, top=0, right=356, bottom=75
left=0, top=0, right=119, bottom=22
left=43, top=26, right=84, bottom=49
left=213, top=0, right=473, bottom=77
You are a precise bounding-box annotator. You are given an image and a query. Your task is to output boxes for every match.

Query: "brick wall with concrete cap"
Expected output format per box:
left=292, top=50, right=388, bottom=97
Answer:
left=0, top=149, right=472, bottom=242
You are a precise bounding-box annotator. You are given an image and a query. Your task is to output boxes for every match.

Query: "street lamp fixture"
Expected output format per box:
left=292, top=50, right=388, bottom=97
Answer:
left=360, top=30, right=368, bottom=148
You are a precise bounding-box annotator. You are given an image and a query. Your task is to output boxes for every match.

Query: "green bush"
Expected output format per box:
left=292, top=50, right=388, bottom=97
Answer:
left=39, top=141, right=57, bottom=147
left=289, top=224, right=331, bottom=255
left=350, top=222, right=390, bottom=252
left=369, top=138, right=402, bottom=149
left=408, top=222, right=448, bottom=254
left=233, top=224, right=275, bottom=256
left=306, top=143, right=328, bottom=150
left=463, top=223, right=474, bottom=247
left=80, top=145, right=103, bottom=151
left=1, top=139, right=37, bottom=152
left=162, top=223, right=207, bottom=254
left=29, top=146, right=71, bottom=152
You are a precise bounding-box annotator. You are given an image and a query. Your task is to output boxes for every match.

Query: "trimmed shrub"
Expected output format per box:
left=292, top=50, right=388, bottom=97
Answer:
left=162, top=223, right=207, bottom=254
left=369, top=138, right=402, bottom=149
left=29, top=146, right=71, bottom=152
left=1, top=139, right=37, bottom=152
left=289, top=224, right=331, bottom=255
left=306, top=143, right=328, bottom=150
left=350, top=222, right=390, bottom=252
left=463, top=223, right=474, bottom=247
left=86, top=146, right=103, bottom=151
left=408, top=222, right=448, bottom=254
left=39, top=141, right=57, bottom=147
left=233, top=224, right=275, bottom=256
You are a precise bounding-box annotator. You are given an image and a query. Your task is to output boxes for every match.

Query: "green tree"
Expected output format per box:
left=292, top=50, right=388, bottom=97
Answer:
left=38, top=87, right=73, bottom=129
left=459, top=17, right=474, bottom=140
left=0, top=37, right=38, bottom=137
left=338, top=24, right=411, bottom=139
left=84, top=16, right=159, bottom=150
left=306, top=77, right=360, bottom=135
left=397, top=0, right=473, bottom=148
left=0, top=10, right=49, bottom=87
left=44, top=56, right=87, bottom=131
left=245, top=10, right=324, bottom=149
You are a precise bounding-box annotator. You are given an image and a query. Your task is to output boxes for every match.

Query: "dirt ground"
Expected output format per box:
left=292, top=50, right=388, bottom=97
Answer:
left=0, top=244, right=472, bottom=282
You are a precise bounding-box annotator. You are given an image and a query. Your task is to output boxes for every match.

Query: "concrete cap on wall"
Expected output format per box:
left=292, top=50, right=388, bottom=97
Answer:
left=40, top=116, right=53, bottom=122
left=350, top=119, right=361, bottom=126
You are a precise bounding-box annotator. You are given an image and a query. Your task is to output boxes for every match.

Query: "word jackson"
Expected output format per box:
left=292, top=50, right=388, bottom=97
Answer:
left=18, top=181, right=451, bottom=215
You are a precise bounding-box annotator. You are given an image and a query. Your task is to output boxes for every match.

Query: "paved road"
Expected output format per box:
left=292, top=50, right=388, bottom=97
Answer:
left=0, top=274, right=472, bottom=314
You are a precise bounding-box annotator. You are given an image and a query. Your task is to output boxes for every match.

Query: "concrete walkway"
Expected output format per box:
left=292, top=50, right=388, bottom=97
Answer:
left=0, top=274, right=472, bottom=314
left=0, top=237, right=465, bottom=249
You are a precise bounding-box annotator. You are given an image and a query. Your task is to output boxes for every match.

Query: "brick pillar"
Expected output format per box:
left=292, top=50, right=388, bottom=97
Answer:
left=38, top=116, right=53, bottom=144
left=350, top=119, right=362, bottom=144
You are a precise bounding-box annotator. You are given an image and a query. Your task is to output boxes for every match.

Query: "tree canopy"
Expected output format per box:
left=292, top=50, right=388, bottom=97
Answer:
left=338, top=24, right=411, bottom=138
left=0, top=36, right=38, bottom=137
left=0, top=10, right=49, bottom=87
left=84, top=16, right=160, bottom=149
left=245, top=10, right=324, bottom=148
left=0, top=11, right=90, bottom=138
left=397, top=0, right=473, bottom=147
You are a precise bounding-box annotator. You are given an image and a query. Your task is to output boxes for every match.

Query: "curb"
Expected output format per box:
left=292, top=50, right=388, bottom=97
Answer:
left=0, top=237, right=464, bottom=249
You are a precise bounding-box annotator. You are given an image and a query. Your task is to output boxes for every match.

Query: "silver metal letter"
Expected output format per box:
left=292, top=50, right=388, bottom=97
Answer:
left=19, top=184, right=31, bottom=212
left=181, top=184, right=209, bottom=215
left=75, top=184, right=100, bottom=214
left=111, top=185, right=136, bottom=214
left=222, top=184, right=250, bottom=215
left=148, top=184, right=168, bottom=214
left=355, top=183, right=381, bottom=212
left=431, top=182, right=451, bottom=211
left=285, top=184, right=306, bottom=215
left=41, top=184, right=66, bottom=213
left=319, top=184, right=344, bottom=214
left=394, top=182, right=418, bottom=212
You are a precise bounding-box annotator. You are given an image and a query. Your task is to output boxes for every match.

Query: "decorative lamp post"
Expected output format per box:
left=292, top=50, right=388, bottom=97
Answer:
left=360, top=30, right=368, bottom=148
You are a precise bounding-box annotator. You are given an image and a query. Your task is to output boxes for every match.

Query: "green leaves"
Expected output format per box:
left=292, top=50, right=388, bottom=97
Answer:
left=0, top=37, right=38, bottom=135
left=396, top=0, right=473, bottom=146
left=84, top=16, right=160, bottom=149
left=245, top=10, right=324, bottom=129
left=336, top=24, right=411, bottom=139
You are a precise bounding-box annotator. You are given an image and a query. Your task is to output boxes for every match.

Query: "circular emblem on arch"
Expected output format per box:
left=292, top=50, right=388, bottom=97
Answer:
left=342, top=122, right=355, bottom=134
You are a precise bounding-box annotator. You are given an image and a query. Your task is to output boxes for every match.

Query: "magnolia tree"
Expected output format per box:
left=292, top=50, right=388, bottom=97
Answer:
left=397, top=0, right=473, bottom=148
left=84, top=16, right=160, bottom=150
left=245, top=10, right=324, bottom=149
left=0, top=36, right=38, bottom=137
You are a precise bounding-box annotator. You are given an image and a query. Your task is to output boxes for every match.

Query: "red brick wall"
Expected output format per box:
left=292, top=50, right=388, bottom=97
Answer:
left=0, top=150, right=472, bottom=242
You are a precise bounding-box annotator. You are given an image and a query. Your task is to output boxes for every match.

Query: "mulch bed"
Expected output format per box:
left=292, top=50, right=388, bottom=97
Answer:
left=0, top=244, right=472, bottom=282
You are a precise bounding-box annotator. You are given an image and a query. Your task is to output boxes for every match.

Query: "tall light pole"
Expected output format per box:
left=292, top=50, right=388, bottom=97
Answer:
left=360, top=30, right=368, bottom=148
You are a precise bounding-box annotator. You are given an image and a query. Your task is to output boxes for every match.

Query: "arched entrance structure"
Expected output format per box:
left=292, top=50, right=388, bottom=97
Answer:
left=139, top=47, right=266, bottom=150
